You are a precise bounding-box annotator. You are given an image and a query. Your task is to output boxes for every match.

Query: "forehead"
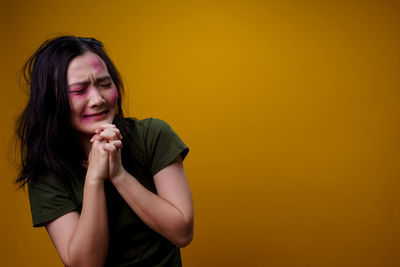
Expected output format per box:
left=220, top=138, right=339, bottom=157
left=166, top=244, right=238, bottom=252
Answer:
left=67, top=52, right=109, bottom=83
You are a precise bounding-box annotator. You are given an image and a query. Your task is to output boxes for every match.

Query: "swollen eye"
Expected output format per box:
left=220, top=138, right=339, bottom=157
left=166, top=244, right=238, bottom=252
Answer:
left=70, top=88, right=86, bottom=94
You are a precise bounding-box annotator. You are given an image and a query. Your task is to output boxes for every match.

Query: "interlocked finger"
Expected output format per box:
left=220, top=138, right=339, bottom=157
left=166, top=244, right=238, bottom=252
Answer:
left=91, top=126, right=122, bottom=143
left=103, top=140, right=122, bottom=153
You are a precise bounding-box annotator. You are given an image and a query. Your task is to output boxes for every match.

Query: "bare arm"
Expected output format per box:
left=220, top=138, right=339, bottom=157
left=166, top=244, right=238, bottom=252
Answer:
left=110, top=156, right=194, bottom=247
left=45, top=139, right=117, bottom=267
left=94, top=124, right=194, bottom=247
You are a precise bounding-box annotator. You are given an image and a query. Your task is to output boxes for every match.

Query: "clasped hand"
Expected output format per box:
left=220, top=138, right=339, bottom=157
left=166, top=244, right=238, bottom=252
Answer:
left=86, top=123, right=124, bottom=182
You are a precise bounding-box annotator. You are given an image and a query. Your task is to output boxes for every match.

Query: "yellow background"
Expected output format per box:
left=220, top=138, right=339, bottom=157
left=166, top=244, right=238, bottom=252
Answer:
left=1, top=0, right=400, bottom=266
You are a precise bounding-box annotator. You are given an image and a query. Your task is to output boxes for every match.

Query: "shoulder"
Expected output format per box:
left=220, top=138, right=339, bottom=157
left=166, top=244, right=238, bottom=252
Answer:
left=28, top=171, right=79, bottom=227
left=125, top=117, right=169, bottom=128
left=121, top=117, right=188, bottom=177
left=124, top=117, right=172, bottom=138
left=28, top=171, right=66, bottom=190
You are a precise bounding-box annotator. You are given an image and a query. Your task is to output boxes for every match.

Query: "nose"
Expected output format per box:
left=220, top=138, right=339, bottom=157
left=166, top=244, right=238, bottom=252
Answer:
left=87, top=86, right=105, bottom=107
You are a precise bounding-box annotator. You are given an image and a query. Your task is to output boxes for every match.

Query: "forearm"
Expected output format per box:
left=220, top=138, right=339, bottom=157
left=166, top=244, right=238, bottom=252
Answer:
left=111, top=170, right=193, bottom=247
left=68, top=180, right=109, bottom=267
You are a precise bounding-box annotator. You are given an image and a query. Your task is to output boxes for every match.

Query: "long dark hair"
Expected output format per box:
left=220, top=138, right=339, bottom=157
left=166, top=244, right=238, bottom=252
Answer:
left=15, top=35, right=126, bottom=188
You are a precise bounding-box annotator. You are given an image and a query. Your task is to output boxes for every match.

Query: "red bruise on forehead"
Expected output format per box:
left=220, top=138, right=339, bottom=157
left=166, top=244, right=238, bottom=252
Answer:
left=89, top=54, right=106, bottom=72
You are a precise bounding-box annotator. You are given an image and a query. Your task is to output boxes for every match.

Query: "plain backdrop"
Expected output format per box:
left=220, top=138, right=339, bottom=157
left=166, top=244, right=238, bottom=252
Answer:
left=1, top=0, right=399, bottom=266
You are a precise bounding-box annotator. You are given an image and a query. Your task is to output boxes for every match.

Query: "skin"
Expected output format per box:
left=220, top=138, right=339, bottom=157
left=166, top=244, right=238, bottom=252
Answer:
left=67, top=52, right=119, bottom=154
left=45, top=52, right=194, bottom=267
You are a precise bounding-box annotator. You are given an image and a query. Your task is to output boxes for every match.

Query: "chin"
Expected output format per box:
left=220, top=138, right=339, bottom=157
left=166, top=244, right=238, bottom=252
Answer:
left=73, top=118, right=115, bottom=137
left=89, top=118, right=113, bottom=130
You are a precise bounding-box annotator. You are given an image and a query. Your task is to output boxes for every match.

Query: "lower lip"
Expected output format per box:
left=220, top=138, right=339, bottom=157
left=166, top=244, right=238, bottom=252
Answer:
left=82, top=111, right=108, bottom=122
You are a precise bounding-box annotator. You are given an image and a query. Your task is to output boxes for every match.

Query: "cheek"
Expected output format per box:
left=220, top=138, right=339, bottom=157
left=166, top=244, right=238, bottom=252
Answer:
left=69, top=95, right=85, bottom=113
left=107, top=87, right=119, bottom=105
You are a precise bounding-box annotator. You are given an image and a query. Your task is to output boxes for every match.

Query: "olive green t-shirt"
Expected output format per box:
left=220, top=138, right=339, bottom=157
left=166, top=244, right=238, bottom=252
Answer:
left=28, top=118, right=189, bottom=266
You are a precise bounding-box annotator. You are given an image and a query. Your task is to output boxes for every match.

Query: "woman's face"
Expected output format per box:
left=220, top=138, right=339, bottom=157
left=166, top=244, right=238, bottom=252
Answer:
left=67, top=52, right=118, bottom=139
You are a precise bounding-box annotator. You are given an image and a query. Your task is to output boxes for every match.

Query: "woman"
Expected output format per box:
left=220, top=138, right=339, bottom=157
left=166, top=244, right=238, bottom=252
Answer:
left=16, top=36, right=193, bottom=266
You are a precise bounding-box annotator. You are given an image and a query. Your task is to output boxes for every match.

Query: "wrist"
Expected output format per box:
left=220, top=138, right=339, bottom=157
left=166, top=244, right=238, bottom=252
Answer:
left=109, top=168, right=128, bottom=185
left=85, top=176, right=106, bottom=187
left=86, top=170, right=106, bottom=181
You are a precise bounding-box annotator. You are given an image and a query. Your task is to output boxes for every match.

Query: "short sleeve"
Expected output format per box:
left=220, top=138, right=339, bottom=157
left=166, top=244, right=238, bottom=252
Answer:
left=28, top=174, right=78, bottom=227
left=144, top=118, right=189, bottom=176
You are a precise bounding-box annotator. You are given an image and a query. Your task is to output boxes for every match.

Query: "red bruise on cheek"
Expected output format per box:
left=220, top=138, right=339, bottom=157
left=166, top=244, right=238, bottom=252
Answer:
left=69, top=93, right=85, bottom=100
left=109, top=87, right=119, bottom=103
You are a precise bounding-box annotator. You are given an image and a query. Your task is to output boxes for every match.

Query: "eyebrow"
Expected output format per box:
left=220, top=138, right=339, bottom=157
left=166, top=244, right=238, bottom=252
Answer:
left=68, top=75, right=113, bottom=87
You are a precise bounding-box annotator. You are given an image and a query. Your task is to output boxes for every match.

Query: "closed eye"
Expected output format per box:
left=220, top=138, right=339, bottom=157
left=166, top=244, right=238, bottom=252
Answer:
left=99, top=83, right=112, bottom=88
left=70, top=88, right=86, bottom=94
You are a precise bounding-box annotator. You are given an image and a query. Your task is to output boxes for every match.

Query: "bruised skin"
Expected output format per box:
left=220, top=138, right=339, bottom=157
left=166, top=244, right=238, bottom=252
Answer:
left=89, top=54, right=106, bottom=72
left=67, top=52, right=119, bottom=143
